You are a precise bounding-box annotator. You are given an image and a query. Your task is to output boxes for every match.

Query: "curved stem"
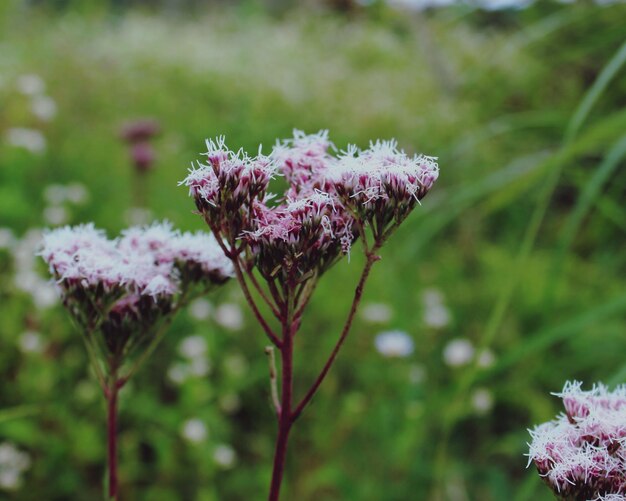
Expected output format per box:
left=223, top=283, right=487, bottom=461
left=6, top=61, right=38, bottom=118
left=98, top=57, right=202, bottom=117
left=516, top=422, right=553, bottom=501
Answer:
left=268, top=293, right=295, bottom=501
left=82, top=330, right=107, bottom=391
left=206, top=216, right=281, bottom=347
left=291, top=248, right=380, bottom=423
left=267, top=279, right=285, bottom=310
left=294, top=275, right=318, bottom=321
left=232, top=258, right=282, bottom=347
left=106, top=372, right=120, bottom=501
left=245, top=265, right=281, bottom=319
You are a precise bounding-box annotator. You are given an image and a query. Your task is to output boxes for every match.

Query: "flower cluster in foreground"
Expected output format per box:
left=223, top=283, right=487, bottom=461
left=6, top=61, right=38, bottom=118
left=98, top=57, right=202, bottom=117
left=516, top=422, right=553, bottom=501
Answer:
left=40, top=221, right=233, bottom=501
left=182, top=130, right=439, bottom=283
left=528, top=381, right=626, bottom=501
left=182, top=130, right=438, bottom=501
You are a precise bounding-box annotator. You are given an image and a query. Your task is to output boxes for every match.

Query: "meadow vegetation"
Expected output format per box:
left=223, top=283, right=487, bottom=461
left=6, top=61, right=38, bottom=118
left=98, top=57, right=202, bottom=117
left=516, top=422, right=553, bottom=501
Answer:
left=0, top=1, right=625, bottom=499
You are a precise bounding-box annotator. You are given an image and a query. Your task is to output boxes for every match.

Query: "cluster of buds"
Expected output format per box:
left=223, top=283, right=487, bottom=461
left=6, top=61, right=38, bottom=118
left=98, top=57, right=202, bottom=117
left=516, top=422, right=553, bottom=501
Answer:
left=244, top=192, right=356, bottom=282
left=181, top=137, right=276, bottom=243
left=329, top=140, right=439, bottom=240
left=40, top=221, right=233, bottom=359
left=271, top=130, right=335, bottom=197
left=182, top=130, right=438, bottom=284
left=527, top=381, right=626, bottom=500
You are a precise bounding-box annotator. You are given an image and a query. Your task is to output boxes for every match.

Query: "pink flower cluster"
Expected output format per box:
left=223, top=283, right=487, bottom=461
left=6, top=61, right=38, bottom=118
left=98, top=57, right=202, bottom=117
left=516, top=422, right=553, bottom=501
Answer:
left=245, top=192, right=354, bottom=281
left=527, top=381, right=626, bottom=500
left=330, top=140, right=438, bottom=239
left=40, top=222, right=233, bottom=351
left=271, top=130, right=334, bottom=197
left=182, top=130, right=438, bottom=281
left=181, top=136, right=276, bottom=238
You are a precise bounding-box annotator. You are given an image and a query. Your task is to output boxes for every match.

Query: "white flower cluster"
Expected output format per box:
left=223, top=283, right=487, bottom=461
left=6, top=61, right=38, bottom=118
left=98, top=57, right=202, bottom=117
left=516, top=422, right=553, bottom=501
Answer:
left=0, top=443, right=31, bottom=491
left=329, top=139, right=439, bottom=234
left=528, top=381, right=626, bottom=500
left=374, top=330, right=414, bottom=358
left=4, top=74, right=58, bottom=155
left=5, top=228, right=59, bottom=309
left=40, top=221, right=233, bottom=299
left=183, top=130, right=439, bottom=282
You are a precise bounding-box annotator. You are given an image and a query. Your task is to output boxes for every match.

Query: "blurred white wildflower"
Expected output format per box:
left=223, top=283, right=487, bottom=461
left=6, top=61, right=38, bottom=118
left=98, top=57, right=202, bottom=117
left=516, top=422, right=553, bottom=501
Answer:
left=374, top=330, right=414, bottom=358
left=31, top=95, right=57, bottom=121
left=17, top=330, right=44, bottom=354
left=44, top=183, right=88, bottom=206
left=0, top=443, right=31, bottom=491
left=0, top=228, right=15, bottom=249
left=181, top=418, right=208, bottom=444
left=477, top=349, right=495, bottom=368
left=171, top=335, right=212, bottom=381
left=188, top=298, right=213, bottom=321
left=179, top=335, right=208, bottom=359
left=13, top=229, right=58, bottom=310
left=361, top=302, right=392, bottom=323
left=214, top=303, right=244, bottom=331
left=65, top=183, right=89, bottom=204
left=31, top=284, right=58, bottom=309
left=189, top=357, right=211, bottom=377
left=5, top=128, right=46, bottom=154
left=43, top=206, right=69, bottom=226
left=213, top=444, right=237, bottom=469
left=387, top=0, right=532, bottom=10
left=16, top=74, right=45, bottom=95
left=422, top=288, right=451, bottom=329
left=443, top=338, right=475, bottom=367
left=43, top=184, right=67, bottom=205
left=479, top=0, right=533, bottom=10
left=167, top=362, right=189, bottom=385
left=471, top=388, right=494, bottom=414
left=124, top=207, right=153, bottom=226
left=408, top=364, right=427, bottom=384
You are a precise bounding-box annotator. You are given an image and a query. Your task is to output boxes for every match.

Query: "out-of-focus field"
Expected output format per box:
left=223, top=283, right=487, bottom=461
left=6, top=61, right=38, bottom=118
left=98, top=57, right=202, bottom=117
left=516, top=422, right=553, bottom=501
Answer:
left=0, top=1, right=625, bottom=499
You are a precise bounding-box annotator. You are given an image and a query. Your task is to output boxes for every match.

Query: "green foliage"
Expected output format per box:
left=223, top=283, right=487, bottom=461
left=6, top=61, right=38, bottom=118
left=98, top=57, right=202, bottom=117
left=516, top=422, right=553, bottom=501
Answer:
left=0, top=1, right=625, bottom=500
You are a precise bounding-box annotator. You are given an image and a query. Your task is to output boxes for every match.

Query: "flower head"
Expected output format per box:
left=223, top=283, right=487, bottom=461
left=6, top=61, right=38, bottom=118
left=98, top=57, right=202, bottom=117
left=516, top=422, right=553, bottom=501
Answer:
left=40, top=222, right=231, bottom=355
left=271, top=129, right=335, bottom=197
left=244, top=191, right=355, bottom=281
left=527, top=381, right=626, bottom=499
left=329, top=140, right=438, bottom=238
left=182, top=131, right=437, bottom=283
left=374, top=330, right=414, bottom=358
left=181, top=137, right=277, bottom=239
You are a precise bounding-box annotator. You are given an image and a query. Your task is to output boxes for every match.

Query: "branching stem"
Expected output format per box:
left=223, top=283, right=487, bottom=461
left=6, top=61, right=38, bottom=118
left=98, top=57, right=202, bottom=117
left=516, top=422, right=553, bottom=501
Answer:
left=291, top=247, right=380, bottom=422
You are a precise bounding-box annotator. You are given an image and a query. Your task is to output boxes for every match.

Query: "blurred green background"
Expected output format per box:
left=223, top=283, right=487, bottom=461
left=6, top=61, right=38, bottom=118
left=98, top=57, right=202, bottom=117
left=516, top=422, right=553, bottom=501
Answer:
left=1, top=0, right=625, bottom=499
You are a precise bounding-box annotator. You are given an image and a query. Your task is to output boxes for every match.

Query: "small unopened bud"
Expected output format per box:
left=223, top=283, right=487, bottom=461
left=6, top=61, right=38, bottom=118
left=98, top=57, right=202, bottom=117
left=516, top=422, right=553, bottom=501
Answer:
left=131, top=142, right=156, bottom=173
left=120, top=119, right=160, bottom=143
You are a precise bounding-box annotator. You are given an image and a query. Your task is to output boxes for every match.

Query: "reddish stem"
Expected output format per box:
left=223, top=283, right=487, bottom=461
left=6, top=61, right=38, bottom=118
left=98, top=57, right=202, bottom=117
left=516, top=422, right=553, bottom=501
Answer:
left=232, top=258, right=282, bottom=347
left=107, top=382, right=119, bottom=501
left=292, top=250, right=379, bottom=422
left=268, top=323, right=294, bottom=501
